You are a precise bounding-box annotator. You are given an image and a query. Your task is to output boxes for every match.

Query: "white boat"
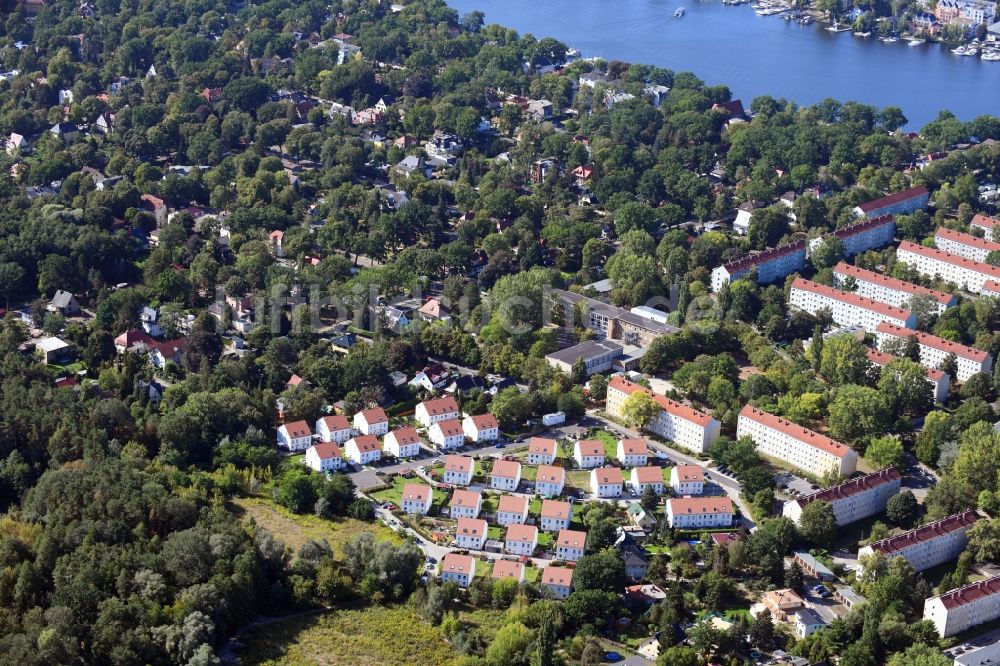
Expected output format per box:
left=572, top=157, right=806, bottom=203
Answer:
left=879, top=36, right=898, bottom=43
left=982, top=51, right=1000, bottom=61
left=908, top=39, right=925, bottom=46
left=674, top=6, right=685, bottom=16
left=853, top=30, right=871, bottom=38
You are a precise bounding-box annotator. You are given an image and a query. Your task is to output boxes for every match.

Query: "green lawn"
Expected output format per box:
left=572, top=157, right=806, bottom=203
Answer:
left=524, top=565, right=541, bottom=583
left=370, top=477, right=446, bottom=513
left=567, top=470, right=591, bottom=491
left=236, top=605, right=460, bottom=666
left=588, top=429, right=620, bottom=460
left=487, top=525, right=503, bottom=540
left=537, top=531, right=553, bottom=549
left=521, top=465, right=537, bottom=481
left=528, top=497, right=543, bottom=515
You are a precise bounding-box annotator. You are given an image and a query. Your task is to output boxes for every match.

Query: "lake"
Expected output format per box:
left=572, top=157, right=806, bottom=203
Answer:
left=445, top=0, right=1000, bottom=128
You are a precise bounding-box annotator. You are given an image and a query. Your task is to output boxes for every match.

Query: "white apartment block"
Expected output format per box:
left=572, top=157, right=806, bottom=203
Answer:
left=711, top=241, right=807, bottom=292
left=935, top=227, right=1000, bottom=264
left=303, top=442, right=344, bottom=473
left=630, top=466, right=666, bottom=495
left=414, top=396, right=460, bottom=427
left=440, top=553, right=475, bottom=587
left=924, top=575, right=1000, bottom=637
left=496, top=495, right=529, bottom=525
left=783, top=468, right=902, bottom=526
left=383, top=427, right=422, bottom=458
left=401, top=483, right=433, bottom=515
left=277, top=420, right=312, bottom=451
left=789, top=277, right=917, bottom=331
left=617, top=439, right=650, bottom=467
left=442, top=454, right=474, bottom=485
left=345, top=435, right=382, bottom=465
left=833, top=262, right=956, bottom=314
left=875, top=322, right=992, bottom=382
left=315, top=415, right=352, bottom=443
left=535, top=465, right=565, bottom=497
left=542, top=567, right=574, bottom=600
left=555, top=529, right=587, bottom=561
left=971, top=213, right=999, bottom=237
left=463, top=413, right=499, bottom=442
left=353, top=408, right=389, bottom=436
left=896, top=240, right=1000, bottom=294
left=607, top=376, right=721, bottom=454
left=669, top=465, right=705, bottom=496
left=809, top=214, right=896, bottom=258
left=504, top=524, right=538, bottom=556
left=429, top=419, right=465, bottom=450
left=858, top=510, right=979, bottom=573
left=591, top=467, right=624, bottom=498
left=573, top=440, right=606, bottom=468
left=454, top=518, right=487, bottom=550
left=737, top=406, right=858, bottom=478
left=489, top=460, right=522, bottom=491
left=540, top=500, right=573, bottom=531
left=526, top=437, right=558, bottom=465
left=666, top=497, right=734, bottom=529
left=867, top=348, right=950, bottom=403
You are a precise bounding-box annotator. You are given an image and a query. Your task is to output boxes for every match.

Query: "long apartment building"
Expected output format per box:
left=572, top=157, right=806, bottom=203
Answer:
left=832, top=262, right=956, bottom=315
left=875, top=322, right=992, bottom=382
left=551, top=289, right=679, bottom=347
left=866, top=348, right=950, bottom=403
left=809, top=215, right=896, bottom=258
left=783, top=468, right=902, bottom=526
left=924, top=575, right=1000, bottom=637
left=858, top=510, right=979, bottom=573
left=737, top=406, right=858, bottom=478
left=934, top=226, right=1000, bottom=264
left=852, top=185, right=929, bottom=219
left=971, top=213, right=999, bottom=237
left=983, top=280, right=1000, bottom=299
left=666, top=497, right=734, bottom=529
left=788, top=277, right=916, bottom=331
left=607, top=376, right=721, bottom=454
left=896, top=240, right=1000, bottom=295
left=711, top=241, right=807, bottom=292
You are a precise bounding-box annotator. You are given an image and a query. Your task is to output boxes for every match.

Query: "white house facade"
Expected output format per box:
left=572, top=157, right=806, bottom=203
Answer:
left=669, top=465, right=705, bottom=496
left=607, top=377, right=720, bottom=454
left=489, top=460, right=522, bottom=491
left=858, top=510, right=979, bottom=573
left=630, top=467, right=666, bottom=495
left=277, top=421, right=312, bottom=451
left=496, top=495, right=530, bottom=525
left=526, top=437, right=558, bottom=465
left=540, top=500, right=573, bottom=531
left=440, top=553, right=476, bottom=587
left=429, top=419, right=465, bottom=450
left=455, top=518, right=488, bottom=550
left=415, top=396, right=460, bottom=427
left=934, top=227, right=1000, bottom=263
left=896, top=240, right=1000, bottom=295
left=315, top=415, right=352, bottom=443
left=555, top=529, right=587, bottom=561
left=616, top=439, right=649, bottom=467
left=383, top=427, right=422, bottom=458
left=833, top=262, right=956, bottom=314
left=924, top=575, right=1000, bottom=637
left=401, top=483, right=433, bottom=515
left=463, top=413, right=500, bottom=442
left=573, top=440, right=606, bottom=468
left=353, top=408, right=389, bottom=436
left=303, top=442, right=344, bottom=473
left=875, top=322, right=992, bottom=382
left=783, top=468, right=902, bottom=526
left=666, top=497, right=734, bottom=529
left=504, top=524, right=538, bottom=556
left=591, top=467, right=624, bottom=498
left=535, top=465, right=566, bottom=498
left=737, top=406, right=858, bottom=477
left=442, top=455, right=474, bottom=485
left=788, top=277, right=917, bottom=331
left=345, top=434, right=382, bottom=465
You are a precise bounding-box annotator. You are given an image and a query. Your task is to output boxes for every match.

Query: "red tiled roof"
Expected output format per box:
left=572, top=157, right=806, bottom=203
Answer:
left=673, top=465, right=704, bottom=483
left=402, top=483, right=430, bottom=502
left=983, top=280, right=1000, bottom=294
left=491, top=459, right=521, bottom=479
left=556, top=529, right=587, bottom=548
left=868, top=510, right=978, bottom=555
left=359, top=407, right=388, bottom=424
left=442, top=552, right=474, bottom=573
left=451, top=489, right=481, bottom=508
left=542, top=566, right=574, bottom=586
left=311, top=442, right=341, bottom=460
left=794, top=468, right=901, bottom=509
left=791, top=277, right=913, bottom=321
left=456, top=518, right=487, bottom=537
left=866, top=348, right=945, bottom=381
left=506, top=524, right=538, bottom=543
left=576, top=440, right=604, bottom=456
left=937, top=574, right=1000, bottom=610
left=444, top=454, right=473, bottom=473
left=115, top=329, right=156, bottom=349
left=421, top=396, right=459, bottom=416
left=388, top=426, right=420, bottom=445
left=319, top=414, right=350, bottom=431
left=875, top=322, right=989, bottom=362
left=468, top=413, right=499, bottom=430
left=528, top=437, right=557, bottom=455
left=492, top=559, right=524, bottom=579
left=827, top=214, right=895, bottom=240
left=936, top=226, right=1000, bottom=253
left=593, top=467, right=624, bottom=485
left=536, top=465, right=565, bottom=484
left=972, top=214, right=999, bottom=230
left=498, top=495, right=529, bottom=514
left=619, top=439, right=648, bottom=455
left=834, top=262, right=954, bottom=305
left=282, top=420, right=311, bottom=438
left=738, top=406, right=854, bottom=459
left=608, top=376, right=713, bottom=426
left=668, top=497, right=734, bottom=515
left=433, top=419, right=464, bottom=437
left=541, top=499, right=571, bottom=519
left=349, top=434, right=380, bottom=452
left=633, top=466, right=664, bottom=483
left=856, top=186, right=929, bottom=213
left=897, top=240, right=1000, bottom=280
left=720, top=241, right=806, bottom=275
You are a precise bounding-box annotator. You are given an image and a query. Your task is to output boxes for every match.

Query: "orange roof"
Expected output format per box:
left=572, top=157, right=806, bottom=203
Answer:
left=388, top=426, right=421, bottom=445
left=673, top=465, right=704, bottom=483
left=898, top=240, right=1000, bottom=280
left=318, top=414, right=350, bottom=431
left=833, top=262, right=955, bottom=305
left=541, top=499, right=571, bottom=519
left=791, top=277, right=913, bottom=321
left=542, top=566, right=574, bottom=586
left=402, top=483, right=430, bottom=502
left=575, top=440, right=604, bottom=456
left=556, top=529, right=587, bottom=548
left=468, top=413, right=499, bottom=430
left=506, top=524, right=538, bottom=543
left=444, top=454, right=473, bottom=473
left=972, top=213, right=999, bottom=230
left=433, top=419, right=464, bottom=437
left=491, top=459, right=521, bottom=479
left=619, top=439, right=648, bottom=455
left=358, top=407, right=387, bottom=424
left=349, top=434, right=380, bottom=452
left=608, top=376, right=713, bottom=426
left=866, top=348, right=945, bottom=381
left=938, top=574, right=1000, bottom=610
left=282, top=420, right=311, bottom=438
left=936, top=226, right=1000, bottom=253
left=794, top=468, right=901, bottom=509
left=450, top=489, right=481, bottom=509
left=536, top=465, right=565, bottom=484
left=310, top=442, right=341, bottom=460
left=492, top=560, right=524, bottom=580
left=497, top=495, right=529, bottom=514
left=668, top=497, right=734, bottom=515
left=856, top=186, right=928, bottom=213
left=875, top=321, right=989, bottom=362
left=420, top=396, right=459, bottom=416
left=456, top=518, right=487, bottom=537
left=593, top=467, right=624, bottom=484
left=739, top=406, right=853, bottom=459
left=633, top=466, right=664, bottom=483
left=528, top=437, right=557, bottom=455
left=868, top=510, right=978, bottom=555
left=442, top=552, right=474, bottom=573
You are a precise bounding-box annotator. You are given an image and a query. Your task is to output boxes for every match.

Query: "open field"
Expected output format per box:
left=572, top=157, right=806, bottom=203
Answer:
left=230, top=496, right=401, bottom=555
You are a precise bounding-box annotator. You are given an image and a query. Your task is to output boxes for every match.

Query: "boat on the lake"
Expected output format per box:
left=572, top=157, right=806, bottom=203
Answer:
left=674, top=6, right=685, bottom=16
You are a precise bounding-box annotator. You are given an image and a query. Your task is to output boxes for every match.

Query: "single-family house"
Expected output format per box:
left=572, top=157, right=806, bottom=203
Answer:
left=463, top=413, right=500, bottom=443
left=345, top=434, right=382, bottom=465
left=542, top=567, right=574, bottom=600
left=670, top=465, right=705, bottom=496
left=505, top=524, right=539, bottom=556
left=34, top=337, right=72, bottom=364
left=527, top=437, right=558, bottom=465
left=383, top=427, right=422, bottom=458
left=455, top=518, right=488, bottom=550
left=442, top=454, right=474, bottom=485
left=540, top=500, right=573, bottom=532
left=47, top=290, right=79, bottom=315
left=794, top=609, right=827, bottom=638
left=496, top=495, right=530, bottom=525
left=277, top=420, right=312, bottom=451
left=626, top=502, right=657, bottom=530
left=440, top=553, right=475, bottom=586
left=6, top=133, right=27, bottom=155
left=149, top=338, right=188, bottom=369
left=617, top=439, right=649, bottom=467
left=353, top=407, right=389, bottom=436
left=417, top=298, right=451, bottom=322
left=429, top=419, right=465, bottom=450
left=449, top=489, right=483, bottom=519
left=401, top=483, right=433, bottom=515
left=754, top=588, right=805, bottom=621
left=315, top=414, right=352, bottom=443
left=630, top=467, right=666, bottom=495
left=591, top=467, right=624, bottom=498
left=415, top=396, right=460, bottom=427
left=535, top=465, right=566, bottom=498
left=492, top=559, right=525, bottom=583
left=555, top=529, right=587, bottom=562
left=490, top=459, right=522, bottom=491
left=409, top=363, right=451, bottom=391
left=50, top=122, right=80, bottom=144
left=573, top=440, right=606, bottom=469
left=304, top=442, right=343, bottom=473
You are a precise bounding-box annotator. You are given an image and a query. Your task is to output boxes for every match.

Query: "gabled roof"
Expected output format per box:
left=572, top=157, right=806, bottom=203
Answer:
left=492, top=559, right=524, bottom=580
left=791, top=277, right=914, bottom=321
left=575, top=439, right=604, bottom=456
left=672, top=465, right=704, bottom=483
left=856, top=186, right=928, bottom=213
left=875, top=321, right=990, bottom=362
left=867, top=510, right=978, bottom=555
left=528, top=437, right=558, bottom=455
left=441, top=552, right=474, bottom=573
left=310, top=442, right=341, bottom=460
left=443, top=454, right=473, bottom=474
left=349, top=434, right=380, bottom=452
left=450, top=489, right=481, bottom=509
left=936, top=226, right=1000, bottom=253
left=319, top=414, right=350, bottom=431
left=739, top=406, right=854, bottom=459
left=542, top=566, right=573, bottom=586
left=456, top=517, right=487, bottom=537
left=497, top=495, right=529, bottom=514
left=619, top=439, right=648, bottom=455
left=357, top=407, right=388, bottom=424
left=282, top=420, right=311, bottom=438
left=420, top=396, right=460, bottom=416
left=897, top=240, right=1000, bottom=280
left=541, top=499, right=571, bottom=519
left=506, top=524, right=538, bottom=542
left=556, top=529, right=587, bottom=548
left=387, top=426, right=420, bottom=445
left=491, top=459, right=521, bottom=479
left=536, top=465, right=565, bottom=484
left=467, top=413, right=499, bottom=431
left=668, top=497, right=734, bottom=515
left=432, top=419, right=464, bottom=437
left=793, top=468, right=901, bottom=509
left=833, top=262, right=955, bottom=305
left=609, top=376, right=713, bottom=426
left=632, top=466, right=664, bottom=483
left=402, top=483, right=431, bottom=502
left=593, top=467, right=624, bottom=485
